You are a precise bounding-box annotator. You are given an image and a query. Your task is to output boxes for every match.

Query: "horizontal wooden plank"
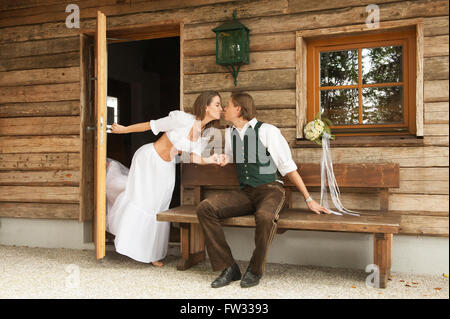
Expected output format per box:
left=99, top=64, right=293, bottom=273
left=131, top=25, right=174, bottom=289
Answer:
left=0, top=202, right=79, bottom=219
left=0, top=153, right=80, bottom=171
left=0, top=52, right=80, bottom=72
left=0, top=186, right=79, bottom=203
left=291, top=146, right=449, bottom=167
left=424, top=102, right=449, bottom=124
left=286, top=0, right=400, bottom=14
left=0, top=82, right=80, bottom=103
left=184, top=69, right=296, bottom=93
left=0, top=136, right=80, bottom=154
left=423, top=16, right=449, bottom=36
left=424, top=56, right=449, bottom=81
left=424, top=35, right=449, bottom=57
left=181, top=163, right=399, bottom=188
left=0, top=21, right=78, bottom=44
left=0, top=100, right=80, bottom=118
left=423, top=124, right=449, bottom=136
left=0, top=37, right=79, bottom=59
left=157, top=207, right=401, bottom=233
left=256, top=108, right=296, bottom=128
left=0, top=0, right=249, bottom=28
left=424, top=136, right=449, bottom=146
left=389, top=193, right=449, bottom=212
left=0, top=116, right=80, bottom=136
left=390, top=180, right=449, bottom=194
left=0, top=67, right=79, bottom=86
left=0, top=0, right=63, bottom=11
left=184, top=50, right=295, bottom=75
left=0, top=170, right=79, bottom=186
left=184, top=89, right=296, bottom=110
left=397, top=214, right=449, bottom=236
left=184, top=32, right=296, bottom=57
left=397, top=167, right=450, bottom=194
left=423, top=80, right=448, bottom=102
left=0, top=0, right=264, bottom=43
left=400, top=167, right=449, bottom=181
left=184, top=0, right=450, bottom=40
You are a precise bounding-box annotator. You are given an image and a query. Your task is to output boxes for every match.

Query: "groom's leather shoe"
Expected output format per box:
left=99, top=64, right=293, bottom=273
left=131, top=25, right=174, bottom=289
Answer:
left=240, top=268, right=261, bottom=288
left=211, top=263, right=241, bottom=288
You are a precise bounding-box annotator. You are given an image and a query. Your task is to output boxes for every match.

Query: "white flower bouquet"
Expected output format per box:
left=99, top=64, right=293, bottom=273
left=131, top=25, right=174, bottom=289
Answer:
left=303, top=113, right=360, bottom=216
left=303, top=113, right=335, bottom=145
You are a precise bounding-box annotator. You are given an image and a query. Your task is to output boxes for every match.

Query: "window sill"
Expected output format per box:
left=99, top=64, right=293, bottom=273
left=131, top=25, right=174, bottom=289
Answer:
left=293, top=135, right=424, bottom=148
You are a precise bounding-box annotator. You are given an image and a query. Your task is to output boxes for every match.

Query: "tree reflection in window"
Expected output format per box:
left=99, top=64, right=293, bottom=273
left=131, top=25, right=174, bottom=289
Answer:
left=319, top=45, right=404, bottom=126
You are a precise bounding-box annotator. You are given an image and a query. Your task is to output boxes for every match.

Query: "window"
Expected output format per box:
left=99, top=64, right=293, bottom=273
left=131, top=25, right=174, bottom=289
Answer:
left=304, top=28, right=417, bottom=136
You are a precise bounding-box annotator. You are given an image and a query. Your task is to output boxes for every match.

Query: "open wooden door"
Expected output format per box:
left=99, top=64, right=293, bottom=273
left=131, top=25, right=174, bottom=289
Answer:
left=94, top=11, right=107, bottom=259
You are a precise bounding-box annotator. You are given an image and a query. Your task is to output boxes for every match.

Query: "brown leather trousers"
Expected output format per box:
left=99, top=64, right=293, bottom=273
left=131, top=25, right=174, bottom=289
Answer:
left=196, top=181, right=287, bottom=277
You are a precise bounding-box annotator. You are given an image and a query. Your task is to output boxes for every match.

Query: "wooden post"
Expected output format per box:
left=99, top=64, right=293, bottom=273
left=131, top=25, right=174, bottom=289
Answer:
left=379, top=188, right=389, bottom=212
left=177, top=186, right=206, bottom=270
left=373, top=233, right=393, bottom=288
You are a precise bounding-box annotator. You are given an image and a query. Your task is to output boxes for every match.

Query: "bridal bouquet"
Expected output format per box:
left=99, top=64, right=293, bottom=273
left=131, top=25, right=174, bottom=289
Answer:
left=304, top=113, right=335, bottom=145
left=304, top=113, right=360, bottom=217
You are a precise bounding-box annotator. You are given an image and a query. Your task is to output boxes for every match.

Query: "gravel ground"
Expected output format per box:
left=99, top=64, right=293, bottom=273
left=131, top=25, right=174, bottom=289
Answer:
left=0, top=244, right=448, bottom=299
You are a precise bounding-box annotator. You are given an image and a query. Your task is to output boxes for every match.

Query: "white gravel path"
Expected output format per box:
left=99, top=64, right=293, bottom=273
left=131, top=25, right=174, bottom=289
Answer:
left=0, top=244, right=447, bottom=299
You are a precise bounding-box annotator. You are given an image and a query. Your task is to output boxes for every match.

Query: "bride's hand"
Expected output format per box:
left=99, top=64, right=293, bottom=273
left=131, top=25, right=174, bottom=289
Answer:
left=111, top=123, right=128, bottom=134
left=208, top=154, right=221, bottom=165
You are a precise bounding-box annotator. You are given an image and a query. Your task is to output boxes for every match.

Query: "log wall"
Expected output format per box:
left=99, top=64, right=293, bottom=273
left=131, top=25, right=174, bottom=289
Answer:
left=0, top=0, right=448, bottom=235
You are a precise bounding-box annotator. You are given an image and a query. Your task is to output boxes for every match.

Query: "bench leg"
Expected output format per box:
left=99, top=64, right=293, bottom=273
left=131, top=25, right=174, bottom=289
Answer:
left=177, top=223, right=206, bottom=270
left=373, top=233, right=393, bottom=288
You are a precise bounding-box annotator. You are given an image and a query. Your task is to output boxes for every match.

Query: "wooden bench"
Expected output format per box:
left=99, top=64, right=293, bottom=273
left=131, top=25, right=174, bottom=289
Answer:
left=157, top=163, right=401, bottom=288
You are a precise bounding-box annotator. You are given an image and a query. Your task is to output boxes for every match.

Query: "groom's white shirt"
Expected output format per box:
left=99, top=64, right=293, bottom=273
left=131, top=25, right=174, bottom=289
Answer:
left=224, top=117, right=298, bottom=177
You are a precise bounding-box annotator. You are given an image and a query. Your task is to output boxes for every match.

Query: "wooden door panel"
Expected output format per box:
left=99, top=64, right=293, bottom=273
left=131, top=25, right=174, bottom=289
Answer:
left=94, top=10, right=107, bottom=259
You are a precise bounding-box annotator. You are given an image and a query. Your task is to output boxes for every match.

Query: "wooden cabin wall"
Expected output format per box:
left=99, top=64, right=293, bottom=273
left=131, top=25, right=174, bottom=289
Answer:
left=0, top=0, right=448, bottom=236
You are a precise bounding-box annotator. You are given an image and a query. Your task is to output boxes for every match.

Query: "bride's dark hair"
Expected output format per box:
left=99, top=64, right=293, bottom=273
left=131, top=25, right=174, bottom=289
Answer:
left=191, top=91, right=221, bottom=133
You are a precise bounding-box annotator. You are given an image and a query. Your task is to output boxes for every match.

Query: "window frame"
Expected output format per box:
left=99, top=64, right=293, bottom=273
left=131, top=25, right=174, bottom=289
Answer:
left=295, top=19, right=424, bottom=139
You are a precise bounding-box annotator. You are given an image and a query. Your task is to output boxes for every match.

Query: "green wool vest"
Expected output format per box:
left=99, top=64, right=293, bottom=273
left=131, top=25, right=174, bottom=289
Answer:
left=232, top=121, right=279, bottom=188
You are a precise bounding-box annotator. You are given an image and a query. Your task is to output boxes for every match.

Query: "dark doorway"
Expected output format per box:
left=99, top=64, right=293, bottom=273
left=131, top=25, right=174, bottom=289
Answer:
left=106, top=37, right=181, bottom=208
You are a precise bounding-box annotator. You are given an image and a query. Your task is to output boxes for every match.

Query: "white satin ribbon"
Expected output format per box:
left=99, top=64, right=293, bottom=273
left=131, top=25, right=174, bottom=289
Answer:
left=320, top=132, right=360, bottom=217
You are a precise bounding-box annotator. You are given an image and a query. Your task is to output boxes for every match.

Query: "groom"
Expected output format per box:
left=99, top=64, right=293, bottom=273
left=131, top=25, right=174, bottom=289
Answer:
left=195, top=92, right=330, bottom=288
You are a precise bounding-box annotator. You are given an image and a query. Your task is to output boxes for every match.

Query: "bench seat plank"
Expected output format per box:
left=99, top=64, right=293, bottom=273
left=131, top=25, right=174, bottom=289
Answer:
left=157, top=206, right=401, bottom=234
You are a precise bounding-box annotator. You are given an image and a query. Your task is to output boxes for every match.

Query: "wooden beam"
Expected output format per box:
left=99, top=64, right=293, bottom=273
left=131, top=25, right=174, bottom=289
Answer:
left=0, top=37, right=79, bottom=59
left=0, top=153, right=80, bottom=171
left=0, top=202, right=79, bottom=219
left=0, top=186, right=79, bottom=203
left=0, top=116, right=80, bottom=135
left=0, top=52, right=80, bottom=72
left=0, top=67, right=79, bottom=87
left=184, top=32, right=296, bottom=57
left=0, top=83, right=80, bottom=104
left=184, top=69, right=296, bottom=94
left=0, top=101, right=80, bottom=118
left=0, top=170, right=79, bottom=186
left=184, top=50, right=295, bottom=75
left=0, top=136, right=80, bottom=154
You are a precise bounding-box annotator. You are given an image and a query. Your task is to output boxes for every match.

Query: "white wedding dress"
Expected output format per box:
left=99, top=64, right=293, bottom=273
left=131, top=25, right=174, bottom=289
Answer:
left=105, top=111, right=206, bottom=263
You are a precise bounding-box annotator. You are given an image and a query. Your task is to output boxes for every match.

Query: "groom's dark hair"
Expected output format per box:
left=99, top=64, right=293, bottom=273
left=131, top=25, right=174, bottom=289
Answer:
left=231, top=92, right=255, bottom=121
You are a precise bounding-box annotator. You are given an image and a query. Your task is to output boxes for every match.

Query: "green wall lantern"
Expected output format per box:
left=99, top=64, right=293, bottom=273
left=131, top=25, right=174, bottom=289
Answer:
left=212, top=10, right=250, bottom=86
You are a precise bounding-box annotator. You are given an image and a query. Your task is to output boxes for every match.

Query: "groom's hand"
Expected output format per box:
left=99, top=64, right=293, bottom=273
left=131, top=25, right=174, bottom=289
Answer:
left=218, top=154, right=229, bottom=166
left=307, top=200, right=331, bottom=215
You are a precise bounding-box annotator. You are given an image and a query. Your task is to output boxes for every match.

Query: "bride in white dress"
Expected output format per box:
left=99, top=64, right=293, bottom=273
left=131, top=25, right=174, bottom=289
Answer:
left=106, top=91, right=223, bottom=266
